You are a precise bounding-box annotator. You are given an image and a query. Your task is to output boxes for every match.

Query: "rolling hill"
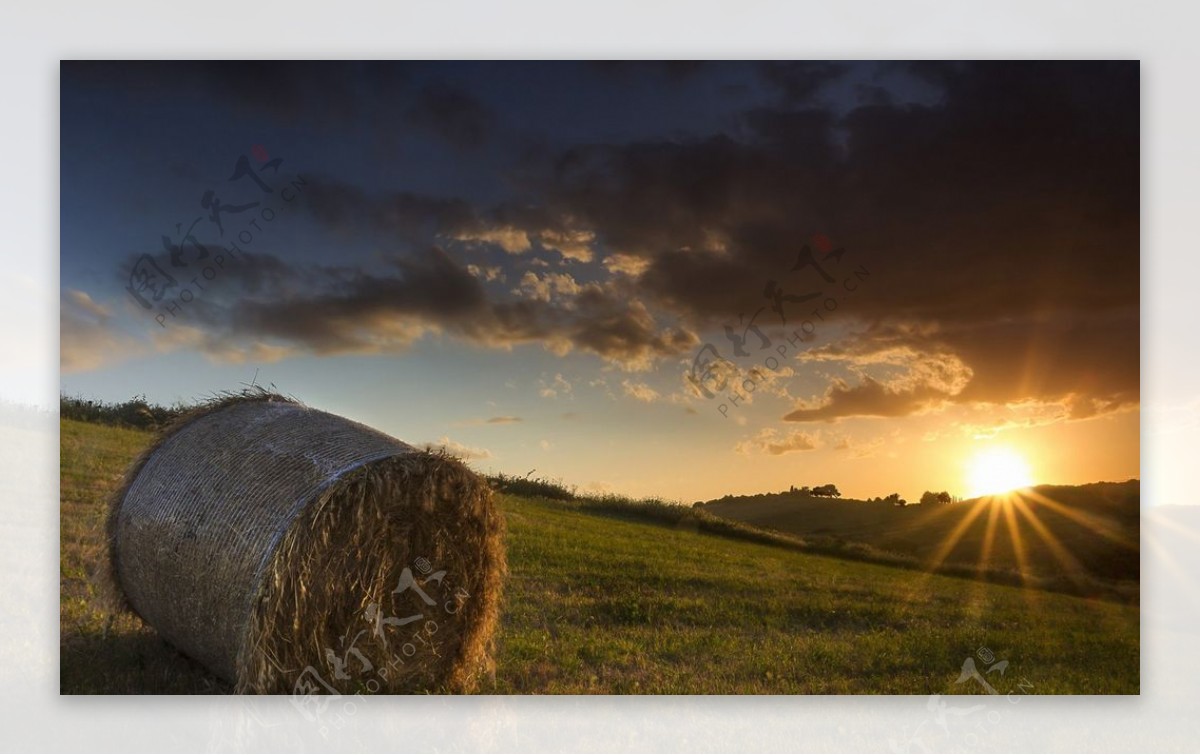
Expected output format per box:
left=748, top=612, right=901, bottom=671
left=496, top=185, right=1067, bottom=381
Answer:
left=698, top=482, right=1140, bottom=588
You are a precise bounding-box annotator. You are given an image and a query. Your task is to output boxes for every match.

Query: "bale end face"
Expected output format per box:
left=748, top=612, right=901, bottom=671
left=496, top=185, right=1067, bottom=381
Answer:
left=245, top=452, right=506, bottom=694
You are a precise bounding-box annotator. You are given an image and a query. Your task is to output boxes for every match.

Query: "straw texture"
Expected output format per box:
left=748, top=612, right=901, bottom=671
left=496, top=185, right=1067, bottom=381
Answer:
left=104, top=393, right=504, bottom=694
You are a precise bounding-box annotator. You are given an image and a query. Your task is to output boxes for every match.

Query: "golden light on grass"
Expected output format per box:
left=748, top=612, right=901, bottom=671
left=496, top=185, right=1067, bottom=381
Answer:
left=977, top=495, right=1004, bottom=572
left=966, top=447, right=1035, bottom=497
left=925, top=498, right=989, bottom=572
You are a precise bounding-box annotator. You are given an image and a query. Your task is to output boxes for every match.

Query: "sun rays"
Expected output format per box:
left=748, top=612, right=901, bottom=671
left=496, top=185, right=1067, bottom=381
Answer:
left=903, top=481, right=1138, bottom=611
left=944, top=446, right=1127, bottom=596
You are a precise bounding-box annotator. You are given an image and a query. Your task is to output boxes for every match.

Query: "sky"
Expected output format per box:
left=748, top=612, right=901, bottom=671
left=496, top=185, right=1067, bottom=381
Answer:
left=59, top=61, right=1140, bottom=503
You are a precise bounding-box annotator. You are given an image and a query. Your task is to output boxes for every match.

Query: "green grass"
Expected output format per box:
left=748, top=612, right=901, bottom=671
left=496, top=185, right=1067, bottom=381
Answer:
left=60, top=418, right=226, bottom=693
left=60, top=418, right=1138, bottom=694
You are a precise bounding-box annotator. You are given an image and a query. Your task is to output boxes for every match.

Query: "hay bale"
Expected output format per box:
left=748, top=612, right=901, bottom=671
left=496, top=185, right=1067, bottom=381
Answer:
left=103, top=392, right=505, bottom=694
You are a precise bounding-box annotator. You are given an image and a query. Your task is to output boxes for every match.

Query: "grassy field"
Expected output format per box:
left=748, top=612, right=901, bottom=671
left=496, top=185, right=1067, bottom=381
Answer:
left=61, top=418, right=1139, bottom=694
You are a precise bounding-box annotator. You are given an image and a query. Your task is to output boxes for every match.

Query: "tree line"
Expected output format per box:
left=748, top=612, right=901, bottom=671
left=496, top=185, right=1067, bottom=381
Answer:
left=788, top=484, right=841, bottom=498
left=787, top=485, right=958, bottom=506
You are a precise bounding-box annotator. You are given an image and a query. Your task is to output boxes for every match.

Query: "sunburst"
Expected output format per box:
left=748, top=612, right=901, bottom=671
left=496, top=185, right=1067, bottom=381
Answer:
left=966, top=447, right=1034, bottom=497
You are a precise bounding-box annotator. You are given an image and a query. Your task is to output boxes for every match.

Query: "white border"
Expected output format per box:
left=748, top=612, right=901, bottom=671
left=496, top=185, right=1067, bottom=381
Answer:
left=5, top=1, right=1199, bottom=751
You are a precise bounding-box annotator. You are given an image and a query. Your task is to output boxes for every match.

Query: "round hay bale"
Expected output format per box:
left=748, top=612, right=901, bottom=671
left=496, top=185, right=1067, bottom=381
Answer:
left=103, top=392, right=505, bottom=694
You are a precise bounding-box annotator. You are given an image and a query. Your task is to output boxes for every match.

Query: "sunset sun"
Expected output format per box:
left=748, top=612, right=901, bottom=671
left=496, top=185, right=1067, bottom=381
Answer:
left=967, top=447, right=1035, bottom=497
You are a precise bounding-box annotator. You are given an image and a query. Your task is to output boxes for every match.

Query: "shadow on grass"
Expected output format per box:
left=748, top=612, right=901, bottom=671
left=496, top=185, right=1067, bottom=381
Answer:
left=60, top=622, right=228, bottom=695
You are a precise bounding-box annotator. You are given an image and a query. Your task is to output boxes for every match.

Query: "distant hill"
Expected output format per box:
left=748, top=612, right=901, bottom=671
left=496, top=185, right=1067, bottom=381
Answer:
left=698, top=481, right=1140, bottom=586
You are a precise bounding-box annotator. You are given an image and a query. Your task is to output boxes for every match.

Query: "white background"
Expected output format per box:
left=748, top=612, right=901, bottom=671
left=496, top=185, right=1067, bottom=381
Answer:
left=3, top=0, right=1198, bottom=751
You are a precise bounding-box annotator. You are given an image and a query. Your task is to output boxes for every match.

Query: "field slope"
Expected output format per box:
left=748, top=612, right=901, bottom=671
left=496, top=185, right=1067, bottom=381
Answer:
left=61, top=418, right=1138, bottom=694
left=699, top=483, right=1139, bottom=588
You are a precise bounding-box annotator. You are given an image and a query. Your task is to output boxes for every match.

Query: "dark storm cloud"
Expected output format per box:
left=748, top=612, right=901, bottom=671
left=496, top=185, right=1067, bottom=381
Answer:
left=227, top=247, right=486, bottom=351
left=587, top=61, right=710, bottom=81
left=171, top=246, right=695, bottom=367
left=783, top=375, right=950, bottom=422
left=404, top=83, right=492, bottom=150
left=939, top=314, right=1139, bottom=412
left=853, top=84, right=895, bottom=108
left=63, top=61, right=404, bottom=126
left=301, top=179, right=478, bottom=239
left=540, top=125, right=838, bottom=277
left=782, top=312, right=1140, bottom=423
left=757, top=61, right=846, bottom=104
left=299, top=176, right=589, bottom=260
left=68, top=63, right=493, bottom=153
left=559, top=286, right=698, bottom=364
left=191, top=61, right=360, bottom=121
left=525, top=61, right=1139, bottom=418
left=111, top=61, right=1137, bottom=415
left=118, top=248, right=312, bottom=304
